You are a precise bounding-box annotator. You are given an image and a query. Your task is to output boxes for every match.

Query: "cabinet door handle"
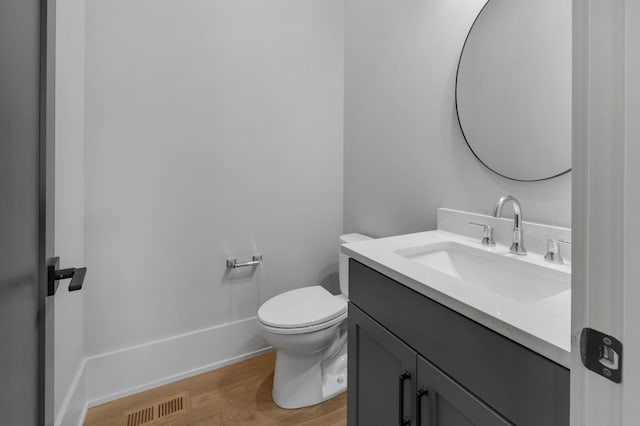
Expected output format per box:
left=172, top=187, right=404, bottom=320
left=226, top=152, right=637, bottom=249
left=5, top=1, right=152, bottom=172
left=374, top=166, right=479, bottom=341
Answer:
left=416, top=388, right=429, bottom=425
left=398, top=372, right=411, bottom=425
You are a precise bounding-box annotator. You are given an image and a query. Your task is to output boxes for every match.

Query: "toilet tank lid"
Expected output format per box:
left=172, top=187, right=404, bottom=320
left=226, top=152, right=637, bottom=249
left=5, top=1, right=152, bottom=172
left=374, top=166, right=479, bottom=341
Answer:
left=340, top=233, right=372, bottom=244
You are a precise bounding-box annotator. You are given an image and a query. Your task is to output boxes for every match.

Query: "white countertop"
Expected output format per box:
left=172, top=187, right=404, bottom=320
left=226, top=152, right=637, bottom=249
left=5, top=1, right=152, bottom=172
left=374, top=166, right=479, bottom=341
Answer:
left=342, top=230, right=571, bottom=368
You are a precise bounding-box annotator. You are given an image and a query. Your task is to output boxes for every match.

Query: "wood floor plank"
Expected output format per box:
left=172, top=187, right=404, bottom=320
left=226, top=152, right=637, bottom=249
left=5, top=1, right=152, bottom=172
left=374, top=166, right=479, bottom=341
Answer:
left=84, top=351, right=347, bottom=426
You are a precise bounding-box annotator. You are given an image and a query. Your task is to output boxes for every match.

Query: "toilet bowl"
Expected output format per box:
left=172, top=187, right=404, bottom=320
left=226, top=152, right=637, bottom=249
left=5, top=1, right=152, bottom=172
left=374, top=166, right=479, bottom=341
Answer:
left=257, top=233, right=372, bottom=409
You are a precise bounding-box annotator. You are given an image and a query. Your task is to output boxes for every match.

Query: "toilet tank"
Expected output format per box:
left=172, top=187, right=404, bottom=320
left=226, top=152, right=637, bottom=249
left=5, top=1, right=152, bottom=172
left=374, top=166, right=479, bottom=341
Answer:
left=339, top=233, right=372, bottom=297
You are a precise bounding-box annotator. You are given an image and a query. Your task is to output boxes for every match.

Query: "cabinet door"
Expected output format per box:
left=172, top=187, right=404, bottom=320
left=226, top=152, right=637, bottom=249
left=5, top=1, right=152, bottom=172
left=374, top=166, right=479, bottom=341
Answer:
left=416, top=356, right=512, bottom=426
left=348, top=303, right=416, bottom=426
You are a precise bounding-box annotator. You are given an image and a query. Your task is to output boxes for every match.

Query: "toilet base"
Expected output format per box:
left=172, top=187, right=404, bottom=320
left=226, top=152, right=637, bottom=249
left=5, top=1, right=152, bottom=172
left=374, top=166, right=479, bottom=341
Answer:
left=272, top=336, right=348, bottom=409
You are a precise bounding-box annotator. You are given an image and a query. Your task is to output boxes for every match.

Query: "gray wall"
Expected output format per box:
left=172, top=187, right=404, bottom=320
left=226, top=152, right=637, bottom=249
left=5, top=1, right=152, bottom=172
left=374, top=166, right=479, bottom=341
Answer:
left=84, top=0, right=344, bottom=356
left=344, top=0, right=571, bottom=238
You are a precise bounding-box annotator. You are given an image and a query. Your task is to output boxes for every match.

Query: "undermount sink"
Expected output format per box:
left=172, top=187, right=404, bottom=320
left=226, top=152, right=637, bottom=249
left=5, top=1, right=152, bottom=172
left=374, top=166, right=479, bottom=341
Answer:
left=394, top=242, right=570, bottom=304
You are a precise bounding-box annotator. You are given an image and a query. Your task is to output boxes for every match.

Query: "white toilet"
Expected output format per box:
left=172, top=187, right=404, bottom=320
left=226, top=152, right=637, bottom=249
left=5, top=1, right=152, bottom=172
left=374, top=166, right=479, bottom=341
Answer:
left=257, top=233, right=372, bottom=409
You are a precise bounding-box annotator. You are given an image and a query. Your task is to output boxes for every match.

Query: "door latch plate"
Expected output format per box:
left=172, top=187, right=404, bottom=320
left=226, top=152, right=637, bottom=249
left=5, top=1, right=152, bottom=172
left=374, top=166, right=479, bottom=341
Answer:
left=580, top=327, right=622, bottom=383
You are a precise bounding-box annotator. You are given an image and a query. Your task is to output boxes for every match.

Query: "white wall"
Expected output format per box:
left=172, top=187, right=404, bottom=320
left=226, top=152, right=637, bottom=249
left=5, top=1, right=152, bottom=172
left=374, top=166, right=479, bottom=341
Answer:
left=344, top=0, right=572, bottom=237
left=54, top=0, right=86, bottom=423
left=84, top=0, right=344, bottom=371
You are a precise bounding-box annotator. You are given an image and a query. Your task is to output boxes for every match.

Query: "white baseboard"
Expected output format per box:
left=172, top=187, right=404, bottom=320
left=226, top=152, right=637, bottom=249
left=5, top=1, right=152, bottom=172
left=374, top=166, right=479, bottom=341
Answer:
left=56, top=317, right=270, bottom=425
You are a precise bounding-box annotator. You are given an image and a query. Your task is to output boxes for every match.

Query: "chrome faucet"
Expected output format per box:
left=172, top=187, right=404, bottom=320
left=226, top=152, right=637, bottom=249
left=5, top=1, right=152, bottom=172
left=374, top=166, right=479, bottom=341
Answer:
left=493, top=195, right=527, bottom=255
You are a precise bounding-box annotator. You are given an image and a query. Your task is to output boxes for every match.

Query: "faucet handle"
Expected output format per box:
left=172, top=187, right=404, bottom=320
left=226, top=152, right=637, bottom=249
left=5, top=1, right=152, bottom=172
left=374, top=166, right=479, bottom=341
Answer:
left=544, top=238, right=572, bottom=264
left=469, top=222, right=496, bottom=246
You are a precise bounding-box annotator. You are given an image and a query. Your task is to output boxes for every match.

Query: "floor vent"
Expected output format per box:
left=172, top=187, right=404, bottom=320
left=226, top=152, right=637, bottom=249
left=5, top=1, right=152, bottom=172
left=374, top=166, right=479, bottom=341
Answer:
left=124, top=406, right=154, bottom=426
left=157, top=393, right=188, bottom=419
left=122, top=393, right=188, bottom=426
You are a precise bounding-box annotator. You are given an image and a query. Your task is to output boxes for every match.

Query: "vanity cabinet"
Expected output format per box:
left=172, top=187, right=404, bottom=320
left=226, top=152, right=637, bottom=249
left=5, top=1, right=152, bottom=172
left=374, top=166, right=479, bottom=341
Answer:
left=415, top=355, right=511, bottom=425
left=348, top=305, right=510, bottom=426
left=347, top=304, right=415, bottom=425
left=347, top=260, right=569, bottom=426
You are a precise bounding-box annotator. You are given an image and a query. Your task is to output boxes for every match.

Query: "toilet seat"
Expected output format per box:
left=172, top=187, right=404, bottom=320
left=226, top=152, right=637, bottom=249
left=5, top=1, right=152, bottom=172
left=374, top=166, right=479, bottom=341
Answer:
left=258, top=286, right=347, bottom=334
left=258, top=311, right=347, bottom=335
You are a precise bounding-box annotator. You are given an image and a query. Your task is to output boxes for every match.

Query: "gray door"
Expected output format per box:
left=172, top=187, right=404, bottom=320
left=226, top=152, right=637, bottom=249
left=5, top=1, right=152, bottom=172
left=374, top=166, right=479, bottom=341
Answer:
left=416, top=356, right=511, bottom=426
left=0, top=0, right=55, bottom=424
left=348, top=304, right=416, bottom=426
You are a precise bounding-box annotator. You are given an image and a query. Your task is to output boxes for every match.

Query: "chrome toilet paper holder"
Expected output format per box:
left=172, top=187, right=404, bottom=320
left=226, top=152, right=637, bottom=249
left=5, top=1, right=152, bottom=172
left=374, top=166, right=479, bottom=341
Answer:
left=226, top=255, right=263, bottom=269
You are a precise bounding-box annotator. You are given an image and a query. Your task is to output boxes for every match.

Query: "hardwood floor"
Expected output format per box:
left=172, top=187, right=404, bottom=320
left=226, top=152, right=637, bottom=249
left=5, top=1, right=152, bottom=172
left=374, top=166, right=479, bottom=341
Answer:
left=84, top=351, right=347, bottom=426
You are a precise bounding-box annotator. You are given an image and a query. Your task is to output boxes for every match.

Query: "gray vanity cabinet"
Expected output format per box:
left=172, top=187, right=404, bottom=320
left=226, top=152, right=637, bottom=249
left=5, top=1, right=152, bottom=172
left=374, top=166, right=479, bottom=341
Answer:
left=347, top=259, right=570, bottom=426
left=347, top=304, right=416, bottom=426
left=416, top=356, right=510, bottom=426
left=348, top=304, right=510, bottom=426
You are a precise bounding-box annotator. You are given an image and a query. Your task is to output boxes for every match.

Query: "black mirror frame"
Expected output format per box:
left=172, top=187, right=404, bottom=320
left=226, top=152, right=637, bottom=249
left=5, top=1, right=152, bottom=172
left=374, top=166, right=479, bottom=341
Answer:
left=454, top=0, right=572, bottom=182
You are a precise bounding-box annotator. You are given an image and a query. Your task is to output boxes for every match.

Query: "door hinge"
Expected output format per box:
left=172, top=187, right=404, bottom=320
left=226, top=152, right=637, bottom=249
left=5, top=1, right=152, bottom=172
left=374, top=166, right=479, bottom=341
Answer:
left=580, top=328, right=622, bottom=383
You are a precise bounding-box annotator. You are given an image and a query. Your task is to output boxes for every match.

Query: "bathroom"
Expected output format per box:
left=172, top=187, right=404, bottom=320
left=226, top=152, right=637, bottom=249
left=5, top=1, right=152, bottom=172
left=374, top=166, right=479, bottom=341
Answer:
left=0, top=0, right=638, bottom=425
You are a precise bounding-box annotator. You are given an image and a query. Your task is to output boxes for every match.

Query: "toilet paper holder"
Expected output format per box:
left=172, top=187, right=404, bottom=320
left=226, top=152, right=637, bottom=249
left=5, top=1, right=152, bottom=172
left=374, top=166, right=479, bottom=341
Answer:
left=226, top=255, right=263, bottom=269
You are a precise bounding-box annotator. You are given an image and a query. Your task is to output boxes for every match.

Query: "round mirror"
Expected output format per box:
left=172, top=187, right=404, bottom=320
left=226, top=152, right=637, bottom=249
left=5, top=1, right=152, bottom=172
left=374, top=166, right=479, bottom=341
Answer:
left=455, top=0, right=572, bottom=181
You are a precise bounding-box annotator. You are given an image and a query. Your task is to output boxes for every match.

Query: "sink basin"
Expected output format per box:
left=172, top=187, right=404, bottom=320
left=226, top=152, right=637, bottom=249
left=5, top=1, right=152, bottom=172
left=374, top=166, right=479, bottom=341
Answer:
left=341, top=226, right=572, bottom=364
left=394, top=242, right=570, bottom=304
